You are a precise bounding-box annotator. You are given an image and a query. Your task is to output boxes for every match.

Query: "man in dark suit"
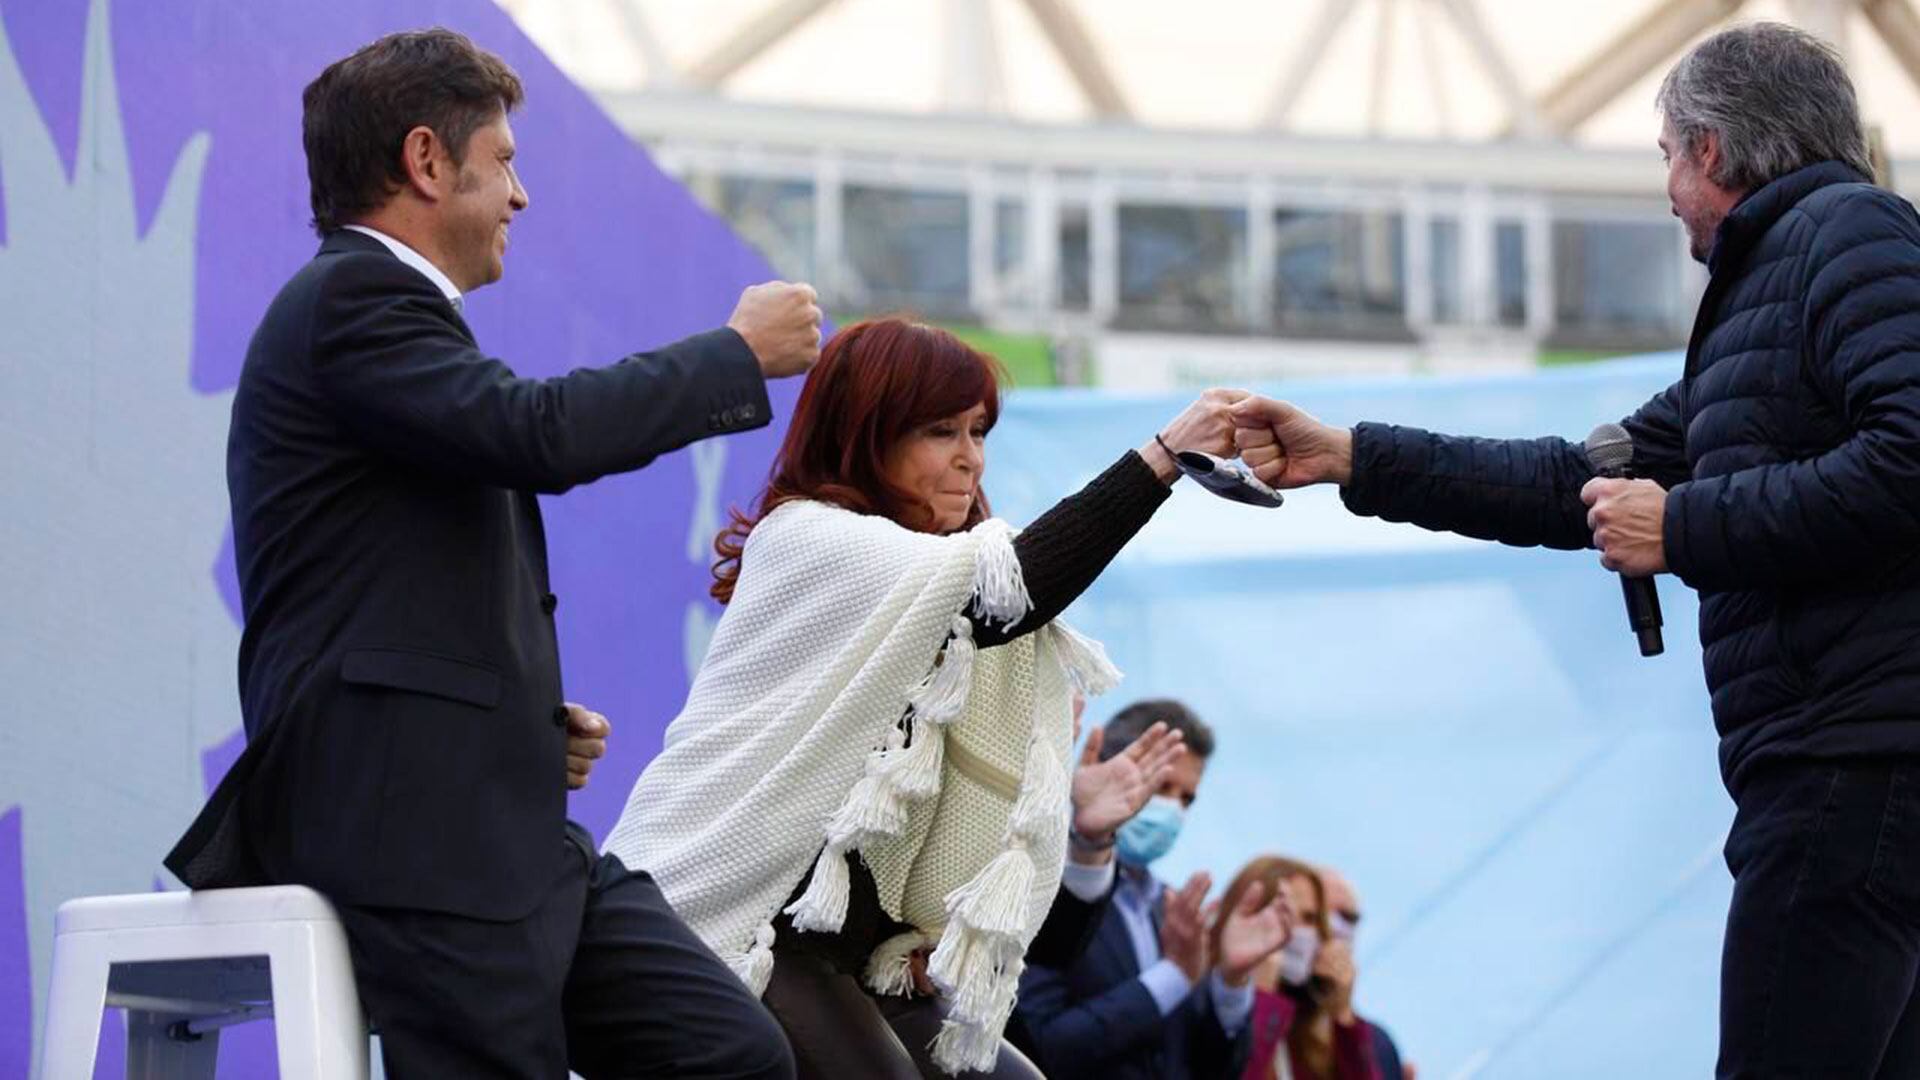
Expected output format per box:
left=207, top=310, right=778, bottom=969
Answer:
left=1013, top=700, right=1290, bottom=1080
left=165, top=28, right=817, bottom=1078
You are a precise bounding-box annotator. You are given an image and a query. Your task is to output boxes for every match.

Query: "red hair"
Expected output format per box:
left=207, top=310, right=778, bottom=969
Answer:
left=712, top=318, right=1007, bottom=603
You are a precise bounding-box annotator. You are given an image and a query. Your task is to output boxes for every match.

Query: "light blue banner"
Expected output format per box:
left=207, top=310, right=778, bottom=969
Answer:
left=990, top=355, right=1727, bottom=1080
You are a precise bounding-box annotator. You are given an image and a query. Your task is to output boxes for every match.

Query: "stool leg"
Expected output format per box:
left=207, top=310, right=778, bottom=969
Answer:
left=36, top=933, right=111, bottom=1080
left=268, top=921, right=369, bottom=1080
left=123, top=1010, right=219, bottom=1080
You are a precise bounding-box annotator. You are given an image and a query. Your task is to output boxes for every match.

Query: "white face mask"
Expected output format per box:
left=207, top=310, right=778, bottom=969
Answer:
left=1278, top=925, right=1320, bottom=987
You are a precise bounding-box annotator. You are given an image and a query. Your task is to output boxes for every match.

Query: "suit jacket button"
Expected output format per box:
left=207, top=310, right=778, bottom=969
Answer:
left=541, top=593, right=558, bottom=614
left=552, top=705, right=570, bottom=728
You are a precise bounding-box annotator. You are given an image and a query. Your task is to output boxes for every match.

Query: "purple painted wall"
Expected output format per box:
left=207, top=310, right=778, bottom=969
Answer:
left=0, top=0, right=792, bottom=1072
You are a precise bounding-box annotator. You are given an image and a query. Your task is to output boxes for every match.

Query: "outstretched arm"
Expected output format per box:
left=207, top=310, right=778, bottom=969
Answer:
left=1230, top=387, right=1689, bottom=553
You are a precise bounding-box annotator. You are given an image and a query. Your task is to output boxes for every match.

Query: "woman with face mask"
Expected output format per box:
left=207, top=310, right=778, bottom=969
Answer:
left=1215, top=857, right=1383, bottom=1080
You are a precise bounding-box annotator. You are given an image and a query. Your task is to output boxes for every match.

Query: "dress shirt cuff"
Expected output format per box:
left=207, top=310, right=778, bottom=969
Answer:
left=1138, top=959, right=1195, bottom=1017
left=1060, top=857, right=1116, bottom=902
left=1208, top=971, right=1256, bottom=1034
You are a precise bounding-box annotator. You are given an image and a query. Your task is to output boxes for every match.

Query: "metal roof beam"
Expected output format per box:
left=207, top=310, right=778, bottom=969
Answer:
left=1260, top=0, right=1358, bottom=130
left=610, top=0, right=678, bottom=88
left=685, top=0, right=840, bottom=90
left=1413, top=0, right=1455, bottom=137
left=1370, top=0, right=1400, bottom=136
left=1018, top=0, right=1133, bottom=121
left=1523, top=0, right=1747, bottom=137
left=1862, top=0, right=1920, bottom=93
left=941, top=0, right=1008, bottom=113
left=1434, top=0, right=1545, bottom=137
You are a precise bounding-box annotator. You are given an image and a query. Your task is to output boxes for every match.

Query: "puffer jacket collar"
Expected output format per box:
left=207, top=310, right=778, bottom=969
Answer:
left=1706, top=160, right=1870, bottom=275
left=1686, top=161, right=1870, bottom=378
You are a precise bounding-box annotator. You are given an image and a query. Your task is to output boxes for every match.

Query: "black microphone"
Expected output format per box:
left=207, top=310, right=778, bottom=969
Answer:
left=1584, top=423, right=1665, bottom=657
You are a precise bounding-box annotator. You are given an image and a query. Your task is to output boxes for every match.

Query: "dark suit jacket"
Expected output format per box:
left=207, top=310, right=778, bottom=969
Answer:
left=1013, top=874, right=1246, bottom=1080
left=1025, top=879, right=1111, bottom=969
left=165, top=229, right=770, bottom=920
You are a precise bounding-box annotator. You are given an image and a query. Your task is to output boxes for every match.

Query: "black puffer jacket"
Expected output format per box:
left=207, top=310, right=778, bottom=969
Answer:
left=1342, top=162, right=1920, bottom=793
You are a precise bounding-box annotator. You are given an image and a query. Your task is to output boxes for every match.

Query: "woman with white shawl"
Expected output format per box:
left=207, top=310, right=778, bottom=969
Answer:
left=605, top=317, right=1242, bottom=1076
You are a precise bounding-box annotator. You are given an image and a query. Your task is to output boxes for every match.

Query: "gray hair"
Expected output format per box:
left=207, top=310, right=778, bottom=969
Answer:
left=1657, top=22, right=1873, bottom=191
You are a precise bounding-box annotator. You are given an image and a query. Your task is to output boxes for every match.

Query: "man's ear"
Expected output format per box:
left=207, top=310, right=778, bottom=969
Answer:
left=1695, top=129, right=1723, bottom=182
left=398, top=125, right=448, bottom=202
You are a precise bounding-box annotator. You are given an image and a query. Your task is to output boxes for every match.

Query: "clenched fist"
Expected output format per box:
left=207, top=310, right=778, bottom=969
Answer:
left=728, top=281, right=823, bottom=379
left=564, top=703, right=610, bottom=791
left=1581, top=476, right=1668, bottom=576
left=1230, top=396, right=1354, bottom=488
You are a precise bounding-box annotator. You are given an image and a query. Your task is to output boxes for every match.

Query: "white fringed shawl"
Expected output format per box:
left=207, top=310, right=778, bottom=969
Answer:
left=603, top=499, right=1119, bottom=1072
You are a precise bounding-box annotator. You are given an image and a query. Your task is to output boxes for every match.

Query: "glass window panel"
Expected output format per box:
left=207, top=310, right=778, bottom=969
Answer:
left=842, top=185, right=970, bottom=316
left=995, top=199, right=1025, bottom=275
left=1058, top=204, right=1091, bottom=312
left=994, top=198, right=1030, bottom=308
left=1430, top=218, right=1463, bottom=325
left=1495, top=221, right=1528, bottom=328
left=1272, top=208, right=1406, bottom=335
left=1116, top=203, right=1248, bottom=329
left=688, top=174, right=815, bottom=283
left=1552, top=220, right=1683, bottom=339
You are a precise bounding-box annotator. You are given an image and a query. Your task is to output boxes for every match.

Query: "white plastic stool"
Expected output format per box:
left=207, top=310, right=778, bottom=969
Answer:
left=36, top=885, right=369, bottom=1080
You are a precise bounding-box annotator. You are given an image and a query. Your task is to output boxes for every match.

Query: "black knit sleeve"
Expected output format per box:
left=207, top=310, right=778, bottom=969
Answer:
left=969, top=450, right=1171, bottom=647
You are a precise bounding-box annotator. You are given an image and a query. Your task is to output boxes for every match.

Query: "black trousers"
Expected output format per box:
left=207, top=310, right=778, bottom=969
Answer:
left=762, top=944, right=1044, bottom=1079
left=334, top=823, right=795, bottom=1079
left=1719, top=760, right=1920, bottom=1078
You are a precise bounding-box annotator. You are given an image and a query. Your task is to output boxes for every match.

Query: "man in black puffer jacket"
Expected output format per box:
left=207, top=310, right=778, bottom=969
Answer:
left=1232, top=23, right=1920, bottom=1080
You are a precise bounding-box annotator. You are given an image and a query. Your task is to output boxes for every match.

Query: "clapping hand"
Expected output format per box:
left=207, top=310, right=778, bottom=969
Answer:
left=1314, top=937, right=1359, bottom=1026
left=1213, top=879, right=1295, bottom=988
left=1160, top=871, right=1213, bottom=982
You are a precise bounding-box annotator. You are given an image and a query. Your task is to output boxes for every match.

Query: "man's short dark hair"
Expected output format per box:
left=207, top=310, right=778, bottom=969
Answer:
left=1099, top=698, right=1214, bottom=761
left=302, top=28, right=524, bottom=236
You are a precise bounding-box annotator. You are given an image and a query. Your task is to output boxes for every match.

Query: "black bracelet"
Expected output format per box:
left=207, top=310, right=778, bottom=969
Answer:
left=1069, top=827, right=1117, bottom=852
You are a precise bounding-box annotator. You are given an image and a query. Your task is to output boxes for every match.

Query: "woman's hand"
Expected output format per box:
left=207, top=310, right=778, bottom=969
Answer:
left=1214, top=882, right=1295, bottom=988
left=1140, top=387, right=1251, bottom=484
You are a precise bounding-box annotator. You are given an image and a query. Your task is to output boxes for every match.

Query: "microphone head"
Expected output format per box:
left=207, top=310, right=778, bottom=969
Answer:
left=1584, top=422, right=1634, bottom=477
